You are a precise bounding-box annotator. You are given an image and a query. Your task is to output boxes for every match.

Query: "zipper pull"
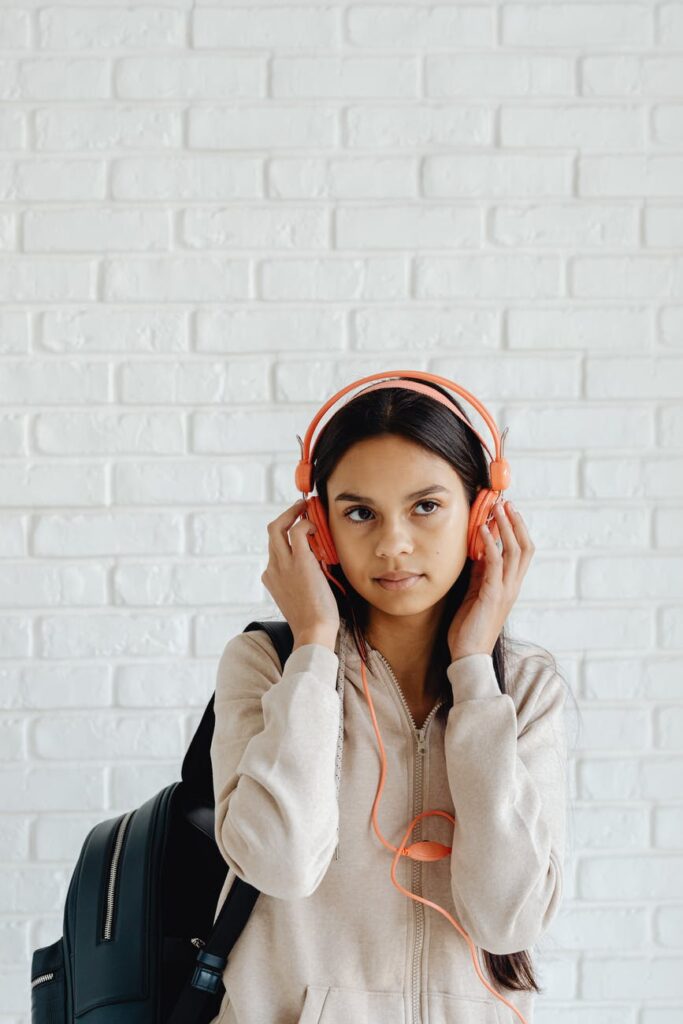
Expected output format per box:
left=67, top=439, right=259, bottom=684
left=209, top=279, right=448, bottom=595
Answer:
left=416, top=730, right=426, bottom=756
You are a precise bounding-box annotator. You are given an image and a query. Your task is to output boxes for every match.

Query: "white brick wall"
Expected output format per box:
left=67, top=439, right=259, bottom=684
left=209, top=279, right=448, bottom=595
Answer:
left=1, top=1, right=682, bottom=1020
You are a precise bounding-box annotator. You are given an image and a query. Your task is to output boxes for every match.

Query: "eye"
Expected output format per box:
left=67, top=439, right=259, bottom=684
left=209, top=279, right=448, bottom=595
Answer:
left=343, top=500, right=441, bottom=524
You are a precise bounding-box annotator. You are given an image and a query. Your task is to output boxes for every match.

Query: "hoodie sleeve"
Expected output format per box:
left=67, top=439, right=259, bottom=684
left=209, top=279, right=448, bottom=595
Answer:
left=210, top=630, right=342, bottom=900
left=443, top=650, right=568, bottom=956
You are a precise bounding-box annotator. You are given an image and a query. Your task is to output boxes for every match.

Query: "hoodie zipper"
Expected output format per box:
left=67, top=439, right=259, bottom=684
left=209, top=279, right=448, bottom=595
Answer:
left=372, top=649, right=443, bottom=1024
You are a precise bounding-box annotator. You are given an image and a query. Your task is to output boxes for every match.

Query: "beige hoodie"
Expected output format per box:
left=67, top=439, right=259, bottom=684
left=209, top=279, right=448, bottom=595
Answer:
left=208, top=616, right=568, bottom=1024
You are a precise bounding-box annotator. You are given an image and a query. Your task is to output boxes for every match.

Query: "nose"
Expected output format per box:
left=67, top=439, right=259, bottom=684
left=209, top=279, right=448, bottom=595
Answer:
left=374, top=520, right=415, bottom=558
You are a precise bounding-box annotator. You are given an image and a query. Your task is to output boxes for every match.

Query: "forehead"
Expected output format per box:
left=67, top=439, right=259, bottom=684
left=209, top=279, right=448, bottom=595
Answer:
left=329, top=436, right=466, bottom=497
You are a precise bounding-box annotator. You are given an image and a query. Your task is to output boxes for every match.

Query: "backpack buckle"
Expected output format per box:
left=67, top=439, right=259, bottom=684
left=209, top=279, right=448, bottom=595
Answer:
left=190, top=949, right=227, bottom=994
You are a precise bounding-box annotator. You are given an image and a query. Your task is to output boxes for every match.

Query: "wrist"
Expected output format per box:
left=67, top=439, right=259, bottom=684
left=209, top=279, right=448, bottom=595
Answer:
left=449, top=648, right=492, bottom=662
left=293, top=627, right=339, bottom=653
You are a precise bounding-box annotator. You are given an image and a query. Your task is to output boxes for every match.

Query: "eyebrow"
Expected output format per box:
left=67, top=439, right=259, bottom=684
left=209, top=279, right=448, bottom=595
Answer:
left=334, top=484, right=452, bottom=503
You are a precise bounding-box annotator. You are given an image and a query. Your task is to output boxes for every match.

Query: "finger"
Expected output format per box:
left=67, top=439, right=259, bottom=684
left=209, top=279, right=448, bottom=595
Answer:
left=480, top=522, right=502, bottom=568
left=505, top=501, right=535, bottom=555
left=492, top=502, right=521, bottom=571
left=501, top=504, right=535, bottom=599
left=268, top=498, right=306, bottom=530
left=268, top=498, right=308, bottom=558
left=289, top=516, right=317, bottom=548
left=497, top=510, right=523, bottom=591
left=282, top=498, right=307, bottom=522
left=283, top=515, right=319, bottom=563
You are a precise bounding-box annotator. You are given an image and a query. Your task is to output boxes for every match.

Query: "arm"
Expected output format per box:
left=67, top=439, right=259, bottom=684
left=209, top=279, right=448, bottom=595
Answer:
left=210, top=629, right=341, bottom=900
left=443, top=651, right=568, bottom=955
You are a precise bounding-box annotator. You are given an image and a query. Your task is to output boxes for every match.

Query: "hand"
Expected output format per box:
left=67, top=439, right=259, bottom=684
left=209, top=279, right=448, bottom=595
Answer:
left=446, top=500, right=535, bottom=661
left=261, top=498, right=340, bottom=642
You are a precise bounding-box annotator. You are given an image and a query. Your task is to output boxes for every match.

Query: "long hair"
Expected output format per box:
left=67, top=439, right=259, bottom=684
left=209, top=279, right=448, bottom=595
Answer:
left=309, top=376, right=570, bottom=995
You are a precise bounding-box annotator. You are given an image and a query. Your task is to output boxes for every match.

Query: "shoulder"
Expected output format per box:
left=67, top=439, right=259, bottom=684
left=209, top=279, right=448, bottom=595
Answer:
left=215, top=626, right=285, bottom=697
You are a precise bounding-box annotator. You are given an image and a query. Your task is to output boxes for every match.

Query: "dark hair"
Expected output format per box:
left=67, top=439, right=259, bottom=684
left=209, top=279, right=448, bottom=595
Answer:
left=310, top=375, right=573, bottom=995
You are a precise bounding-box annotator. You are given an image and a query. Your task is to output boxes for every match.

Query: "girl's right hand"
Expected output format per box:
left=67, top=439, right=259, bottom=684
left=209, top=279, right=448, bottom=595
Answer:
left=261, top=498, right=340, bottom=641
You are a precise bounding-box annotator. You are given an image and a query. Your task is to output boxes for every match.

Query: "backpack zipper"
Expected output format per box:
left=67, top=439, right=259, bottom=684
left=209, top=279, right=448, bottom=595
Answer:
left=102, top=810, right=134, bottom=941
left=371, top=649, right=443, bottom=1024
left=31, top=971, right=55, bottom=988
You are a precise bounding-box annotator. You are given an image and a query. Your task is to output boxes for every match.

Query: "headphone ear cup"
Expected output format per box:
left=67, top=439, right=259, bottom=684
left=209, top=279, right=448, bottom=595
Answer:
left=468, top=489, right=501, bottom=561
left=304, top=496, right=340, bottom=567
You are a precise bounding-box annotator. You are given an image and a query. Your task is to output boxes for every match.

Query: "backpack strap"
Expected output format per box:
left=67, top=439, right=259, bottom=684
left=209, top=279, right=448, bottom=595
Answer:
left=168, top=620, right=294, bottom=1024
left=180, top=619, right=294, bottom=809
left=245, top=618, right=295, bottom=676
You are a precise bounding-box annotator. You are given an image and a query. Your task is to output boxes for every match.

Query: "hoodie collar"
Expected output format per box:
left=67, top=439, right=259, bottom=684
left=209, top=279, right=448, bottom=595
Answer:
left=334, top=616, right=383, bottom=695
left=333, top=617, right=448, bottom=732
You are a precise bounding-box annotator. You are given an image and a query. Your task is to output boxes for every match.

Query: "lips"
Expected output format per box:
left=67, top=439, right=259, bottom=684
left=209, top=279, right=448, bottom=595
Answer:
left=375, top=574, right=423, bottom=591
left=376, top=573, right=420, bottom=581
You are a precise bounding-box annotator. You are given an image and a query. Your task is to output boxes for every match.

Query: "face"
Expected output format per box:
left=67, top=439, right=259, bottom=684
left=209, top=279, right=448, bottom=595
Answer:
left=326, top=435, right=472, bottom=631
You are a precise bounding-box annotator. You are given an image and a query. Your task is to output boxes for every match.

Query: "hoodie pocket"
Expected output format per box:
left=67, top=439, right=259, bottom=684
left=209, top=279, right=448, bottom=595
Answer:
left=298, top=985, right=405, bottom=1023
left=428, top=989, right=503, bottom=1023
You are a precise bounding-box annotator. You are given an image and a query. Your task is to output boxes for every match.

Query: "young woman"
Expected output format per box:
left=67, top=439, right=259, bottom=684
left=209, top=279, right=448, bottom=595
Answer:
left=208, top=377, right=570, bottom=1024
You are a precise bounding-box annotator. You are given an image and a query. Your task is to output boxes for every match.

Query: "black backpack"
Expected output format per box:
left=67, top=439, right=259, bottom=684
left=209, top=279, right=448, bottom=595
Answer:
left=30, top=619, right=294, bottom=1024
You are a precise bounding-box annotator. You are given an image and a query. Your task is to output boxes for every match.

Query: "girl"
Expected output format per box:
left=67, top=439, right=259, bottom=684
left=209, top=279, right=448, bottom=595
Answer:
left=209, top=377, right=570, bottom=1024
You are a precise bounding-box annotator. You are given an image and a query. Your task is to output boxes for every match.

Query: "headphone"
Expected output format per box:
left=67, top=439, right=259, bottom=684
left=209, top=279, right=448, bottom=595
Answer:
left=295, top=369, right=510, bottom=587
left=291, top=371, right=529, bottom=1023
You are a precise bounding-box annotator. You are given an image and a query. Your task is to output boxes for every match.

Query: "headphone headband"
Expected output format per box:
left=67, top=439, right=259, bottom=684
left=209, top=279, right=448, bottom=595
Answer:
left=294, top=370, right=510, bottom=495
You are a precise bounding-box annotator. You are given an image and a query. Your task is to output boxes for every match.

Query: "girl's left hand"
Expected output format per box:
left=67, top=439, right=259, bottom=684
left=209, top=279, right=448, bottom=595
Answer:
left=446, top=500, right=535, bottom=662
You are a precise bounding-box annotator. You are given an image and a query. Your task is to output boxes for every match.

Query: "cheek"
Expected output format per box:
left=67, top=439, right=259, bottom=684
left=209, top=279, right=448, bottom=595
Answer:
left=329, top=520, right=346, bottom=551
left=329, top=527, right=359, bottom=569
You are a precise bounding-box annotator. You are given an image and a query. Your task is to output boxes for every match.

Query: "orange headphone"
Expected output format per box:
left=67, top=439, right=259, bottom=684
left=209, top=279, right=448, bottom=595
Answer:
left=295, top=369, right=511, bottom=589
left=292, top=370, right=530, bottom=1023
